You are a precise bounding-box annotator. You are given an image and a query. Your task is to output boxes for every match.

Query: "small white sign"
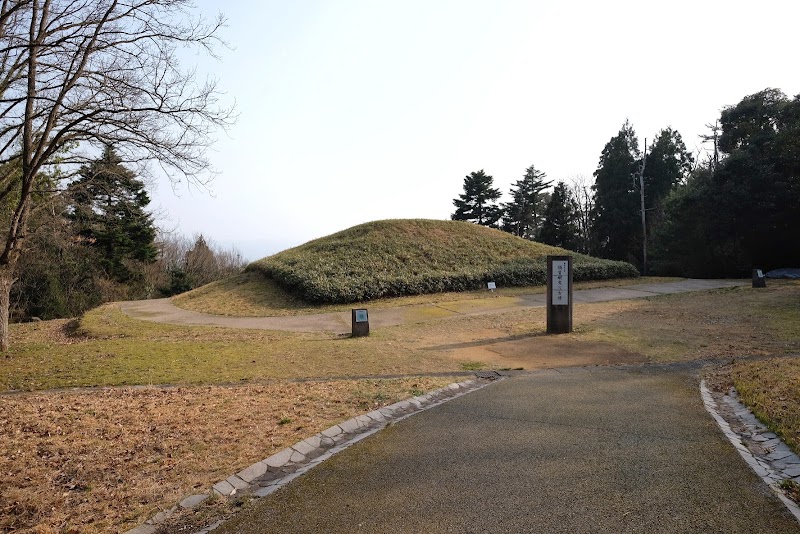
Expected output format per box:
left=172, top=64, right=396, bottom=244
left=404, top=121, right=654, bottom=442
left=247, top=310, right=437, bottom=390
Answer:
left=552, top=260, right=569, bottom=305
left=487, top=282, right=496, bottom=290
left=756, top=269, right=764, bottom=278
left=355, top=309, right=368, bottom=323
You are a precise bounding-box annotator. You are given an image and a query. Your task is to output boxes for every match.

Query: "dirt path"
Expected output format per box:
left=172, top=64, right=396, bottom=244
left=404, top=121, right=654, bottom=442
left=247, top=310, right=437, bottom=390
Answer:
left=118, top=279, right=745, bottom=333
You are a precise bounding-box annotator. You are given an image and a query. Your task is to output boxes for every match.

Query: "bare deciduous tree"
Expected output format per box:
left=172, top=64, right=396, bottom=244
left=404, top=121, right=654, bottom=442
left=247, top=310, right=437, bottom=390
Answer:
left=568, top=174, right=595, bottom=254
left=0, top=0, right=234, bottom=350
left=143, top=231, right=244, bottom=296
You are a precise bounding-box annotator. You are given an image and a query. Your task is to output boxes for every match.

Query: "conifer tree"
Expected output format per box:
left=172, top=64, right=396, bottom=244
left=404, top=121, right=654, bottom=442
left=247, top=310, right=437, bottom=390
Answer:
left=539, top=182, right=579, bottom=249
left=590, top=121, right=641, bottom=262
left=69, top=146, right=157, bottom=284
left=501, top=165, right=551, bottom=239
left=644, top=128, right=693, bottom=208
left=451, top=170, right=503, bottom=226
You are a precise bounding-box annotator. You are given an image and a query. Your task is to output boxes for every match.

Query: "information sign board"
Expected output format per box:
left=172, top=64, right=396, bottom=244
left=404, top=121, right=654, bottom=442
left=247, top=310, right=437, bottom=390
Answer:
left=352, top=308, right=370, bottom=337
left=551, top=260, right=569, bottom=305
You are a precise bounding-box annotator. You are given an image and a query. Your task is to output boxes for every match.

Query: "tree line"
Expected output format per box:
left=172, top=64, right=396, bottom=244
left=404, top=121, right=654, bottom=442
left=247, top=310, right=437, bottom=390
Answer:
left=654, top=88, right=800, bottom=276
left=12, top=145, right=244, bottom=322
left=451, top=166, right=594, bottom=254
left=452, top=87, right=799, bottom=277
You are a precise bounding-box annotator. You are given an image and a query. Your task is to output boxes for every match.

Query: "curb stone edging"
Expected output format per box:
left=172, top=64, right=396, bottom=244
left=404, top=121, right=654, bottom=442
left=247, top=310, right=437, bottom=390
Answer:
left=700, top=380, right=800, bottom=523
left=125, top=376, right=501, bottom=534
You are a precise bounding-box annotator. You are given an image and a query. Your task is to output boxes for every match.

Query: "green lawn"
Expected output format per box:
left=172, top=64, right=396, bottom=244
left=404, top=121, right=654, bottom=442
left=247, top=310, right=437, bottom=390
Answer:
left=2, top=306, right=457, bottom=391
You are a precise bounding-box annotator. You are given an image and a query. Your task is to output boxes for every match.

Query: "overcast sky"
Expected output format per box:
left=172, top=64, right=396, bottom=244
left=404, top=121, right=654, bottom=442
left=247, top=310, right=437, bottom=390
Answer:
left=153, top=0, right=800, bottom=260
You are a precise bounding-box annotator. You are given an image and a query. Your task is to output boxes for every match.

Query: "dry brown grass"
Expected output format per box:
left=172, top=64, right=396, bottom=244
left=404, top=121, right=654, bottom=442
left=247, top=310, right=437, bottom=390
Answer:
left=377, top=280, right=800, bottom=371
left=173, top=272, right=321, bottom=317
left=0, top=377, right=457, bottom=533
left=706, top=357, right=800, bottom=455
left=575, top=281, right=800, bottom=362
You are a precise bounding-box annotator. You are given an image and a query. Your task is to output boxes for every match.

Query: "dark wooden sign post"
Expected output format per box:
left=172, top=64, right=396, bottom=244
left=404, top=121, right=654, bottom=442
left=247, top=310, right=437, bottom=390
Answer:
left=547, top=255, right=573, bottom=334
left=752, top=268, right=766, bottom=288
left=352, top=308, right=370, bottom=337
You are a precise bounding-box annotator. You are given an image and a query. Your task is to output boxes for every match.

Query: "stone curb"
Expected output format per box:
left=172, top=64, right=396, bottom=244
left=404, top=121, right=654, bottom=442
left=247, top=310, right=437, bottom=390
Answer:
left=124, top=376, right=501, bottom=534
left=700, top=380, right=800, bottom=523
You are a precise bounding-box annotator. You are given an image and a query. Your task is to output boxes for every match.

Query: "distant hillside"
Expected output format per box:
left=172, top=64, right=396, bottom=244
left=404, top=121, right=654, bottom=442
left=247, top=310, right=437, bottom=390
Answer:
left=246, top=219, right=638, bottom=303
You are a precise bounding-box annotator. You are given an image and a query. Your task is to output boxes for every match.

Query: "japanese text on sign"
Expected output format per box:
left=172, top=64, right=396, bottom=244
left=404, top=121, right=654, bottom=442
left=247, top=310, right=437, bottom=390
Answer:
left=551, top=260, right=569, bottom=305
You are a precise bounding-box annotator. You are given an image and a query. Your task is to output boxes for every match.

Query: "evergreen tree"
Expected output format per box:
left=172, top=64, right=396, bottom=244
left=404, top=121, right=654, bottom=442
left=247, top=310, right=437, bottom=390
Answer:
left=451, top=170, right=503, bottom=226
left=501, top=165, right=552, bottom=239
left=644, top=128, right=693, bottom=208
left=539, top=182, right=579, bottom=250
left=652, top=88, right=800, bottom=276
left=0, top=155, right=128, bottom=320
left=637, top=128, right=694, bottom=272
left=590, top=121, right=641, bottom=263
left=69, top=146, right=157, bottom=285
left=650, top=167, right=726, bottom=276
left=711, top=88, right=800, bottom=270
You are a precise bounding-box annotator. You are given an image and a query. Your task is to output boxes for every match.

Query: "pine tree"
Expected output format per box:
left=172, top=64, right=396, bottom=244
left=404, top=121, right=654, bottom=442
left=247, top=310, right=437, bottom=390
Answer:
left=539, top=182, right=579, bottom=250
left=451, top=170, right=503, bottom=226
left=69, top=146, right=157, bottom=284
left=501, top=165, right=552, bottom=239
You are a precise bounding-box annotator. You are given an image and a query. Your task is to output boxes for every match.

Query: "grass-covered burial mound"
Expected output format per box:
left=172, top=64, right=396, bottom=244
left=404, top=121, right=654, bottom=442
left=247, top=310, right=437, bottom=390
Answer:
left=246, top=219, right=638, bottom=303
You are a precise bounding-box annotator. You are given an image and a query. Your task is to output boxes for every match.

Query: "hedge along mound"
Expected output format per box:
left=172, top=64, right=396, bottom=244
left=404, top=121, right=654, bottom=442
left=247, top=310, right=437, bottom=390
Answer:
left=246, top=219, right=639, bottom=303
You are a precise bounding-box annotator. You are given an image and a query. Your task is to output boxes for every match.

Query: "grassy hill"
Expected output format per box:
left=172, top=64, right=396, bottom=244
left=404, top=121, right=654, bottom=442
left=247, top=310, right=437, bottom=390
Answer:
left=245, top=219, right=637, bottom=303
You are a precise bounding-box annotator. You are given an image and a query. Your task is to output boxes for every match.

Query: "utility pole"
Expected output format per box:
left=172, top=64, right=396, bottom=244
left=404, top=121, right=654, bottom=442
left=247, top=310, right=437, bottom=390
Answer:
left=638, top=139, right=647, bottom=275
left=700, top=121, right=720, bottom=171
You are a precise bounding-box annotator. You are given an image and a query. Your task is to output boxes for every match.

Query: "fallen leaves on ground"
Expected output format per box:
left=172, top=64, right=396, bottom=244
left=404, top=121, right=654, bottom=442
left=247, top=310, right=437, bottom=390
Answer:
left=0, top=377, right=456, bottom=533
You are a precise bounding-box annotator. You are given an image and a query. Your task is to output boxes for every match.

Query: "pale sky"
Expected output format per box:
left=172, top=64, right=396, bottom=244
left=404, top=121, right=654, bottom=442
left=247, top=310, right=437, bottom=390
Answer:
left=153, top=0, right=800, bottom=260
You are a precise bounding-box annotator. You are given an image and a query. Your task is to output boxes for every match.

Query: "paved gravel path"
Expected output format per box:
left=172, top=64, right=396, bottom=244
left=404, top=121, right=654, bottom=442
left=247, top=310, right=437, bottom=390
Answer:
left=215, top=366, right=799, bottom=533
left=119, top=279, right=745, bottom=333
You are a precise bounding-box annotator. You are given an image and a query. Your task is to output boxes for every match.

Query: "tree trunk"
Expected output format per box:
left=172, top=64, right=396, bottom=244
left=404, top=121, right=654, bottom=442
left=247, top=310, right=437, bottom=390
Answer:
left=0, top=267, right=13, bottom=352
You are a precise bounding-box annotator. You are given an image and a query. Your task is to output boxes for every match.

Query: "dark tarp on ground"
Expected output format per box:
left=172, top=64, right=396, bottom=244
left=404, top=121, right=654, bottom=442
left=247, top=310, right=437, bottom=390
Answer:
left=765, top=268, right=800, bottom=279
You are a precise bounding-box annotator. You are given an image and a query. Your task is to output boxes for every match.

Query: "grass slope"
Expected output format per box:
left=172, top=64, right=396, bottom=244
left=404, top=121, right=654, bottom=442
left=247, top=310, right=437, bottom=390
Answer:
left=246, top=219, right=638, bottom=303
